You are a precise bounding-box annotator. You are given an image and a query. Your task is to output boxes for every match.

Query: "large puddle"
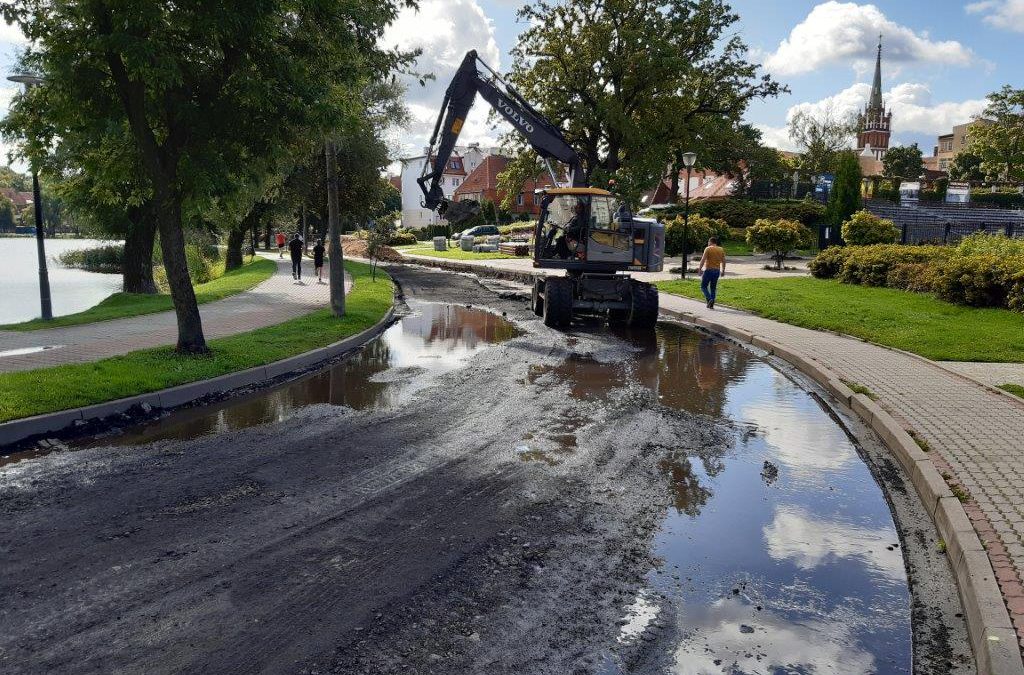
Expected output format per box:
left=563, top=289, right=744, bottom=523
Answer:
left=60, top=301, right=910, bottom=671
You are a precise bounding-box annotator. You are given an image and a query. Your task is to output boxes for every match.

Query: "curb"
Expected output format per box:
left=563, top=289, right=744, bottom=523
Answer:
left=660, top=300, right=1024, bottom=675
left=0, top=305, right=397, bottom=448
left=397, top=253, right=549, bottom=285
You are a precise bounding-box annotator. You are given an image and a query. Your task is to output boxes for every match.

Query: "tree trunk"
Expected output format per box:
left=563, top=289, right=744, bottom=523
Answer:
left=325, top=140, right=345, bottom=317
left=225, top=224, right=246, bottom=271
left=264, top=219, right=273, bottom=250
left=122, top=205, right=158, bottom=294
left=156, top=190, right=208, bottom=354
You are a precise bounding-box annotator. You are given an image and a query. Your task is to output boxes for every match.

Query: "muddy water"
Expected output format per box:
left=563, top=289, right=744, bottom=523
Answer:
left=86, top=301, right=520, bottom=447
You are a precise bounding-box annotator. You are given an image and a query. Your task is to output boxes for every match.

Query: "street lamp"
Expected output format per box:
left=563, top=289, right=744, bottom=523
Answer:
left=8, top=72, right=51, bottom=321
left=681, top=151, right=697, bottom=280
left=792, top=170, right=800, bottom=198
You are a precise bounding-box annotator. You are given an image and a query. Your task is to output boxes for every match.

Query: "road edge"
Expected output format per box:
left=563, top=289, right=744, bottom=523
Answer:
left=0, top=300, right=398, bottom=448
left=658, top=303, right=1024, bottom=675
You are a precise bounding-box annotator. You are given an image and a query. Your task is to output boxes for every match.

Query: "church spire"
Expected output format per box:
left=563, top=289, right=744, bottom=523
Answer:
left=869, top=34, right=883, bottom=110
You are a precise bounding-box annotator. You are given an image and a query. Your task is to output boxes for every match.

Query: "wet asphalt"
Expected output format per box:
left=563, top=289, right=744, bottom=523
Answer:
left=0, top=264, right=973, bottom=674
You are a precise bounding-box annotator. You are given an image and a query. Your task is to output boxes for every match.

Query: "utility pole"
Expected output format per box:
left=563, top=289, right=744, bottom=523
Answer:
left=325, top=140, right=345, bottom=317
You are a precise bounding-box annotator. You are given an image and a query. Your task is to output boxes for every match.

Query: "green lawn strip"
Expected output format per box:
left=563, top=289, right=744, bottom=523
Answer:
left=655, top=276, right=1024, bottom=363
left=723, top=240, right=754, bottom=256
left=999, top=384, right=1024, bottom=399
left=0, top=261, right=392, bottom=423
left=402, top=246, right=517, bottom=261
left=3, top=257, right=277, bottom=331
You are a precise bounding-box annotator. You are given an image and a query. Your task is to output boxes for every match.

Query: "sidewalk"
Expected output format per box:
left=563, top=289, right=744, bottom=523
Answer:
left=0, top=254, right=344, bottom=374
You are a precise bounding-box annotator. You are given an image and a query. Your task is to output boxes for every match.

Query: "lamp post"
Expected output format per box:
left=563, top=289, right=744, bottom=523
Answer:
left=792, top=170, right=800, bottom=198
left=680, top=151, right=697, bottom=280
left=8, top=72, right=51, bottom=321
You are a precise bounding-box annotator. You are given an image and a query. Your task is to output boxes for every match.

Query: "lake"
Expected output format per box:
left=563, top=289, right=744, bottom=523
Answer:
left=0, top=237, right=122, bottom=325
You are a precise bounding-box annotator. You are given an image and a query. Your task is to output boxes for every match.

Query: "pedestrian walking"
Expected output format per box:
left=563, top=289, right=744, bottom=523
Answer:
left=275, top=230, right=286, bottom=258
left=289, top=232, right=304, bottom=282
left=697, top=236, right=726, bottom=309
left=313, top=238, right=326, bottom=284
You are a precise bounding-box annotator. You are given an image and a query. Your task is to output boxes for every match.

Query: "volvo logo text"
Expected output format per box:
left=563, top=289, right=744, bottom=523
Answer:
left=497, top=98, right=534, bottom=133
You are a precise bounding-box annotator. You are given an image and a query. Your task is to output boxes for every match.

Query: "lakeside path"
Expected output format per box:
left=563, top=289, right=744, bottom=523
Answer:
left=397, top=251, right=1024, bottom=655
left=0, top=253, right=346, bottom=374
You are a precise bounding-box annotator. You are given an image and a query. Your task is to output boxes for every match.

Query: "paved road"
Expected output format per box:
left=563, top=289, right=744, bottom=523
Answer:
left=0, top=255, right=342, bottom=373
left=0, top=266, right=969, bottom=674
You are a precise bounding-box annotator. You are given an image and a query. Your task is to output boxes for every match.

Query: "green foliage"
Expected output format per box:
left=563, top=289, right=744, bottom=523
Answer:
left=745, top=218, right=812, bottom=269
left=948, top=151, right=985, bottom=182
left=0, top=260, right=392, bottom=421
left=971, top=191, right=1024, bottom=208
left=58, top=244, right=124, bottom=272
left=655, top=276, right=1024, bottom=362
left=964, top=86, right=1024, bottom=182
left=882, top=143, right=925, bottom=184
left=826, top=152, right=863, bottom=226
left=0, top=196, right=15, bottom=232
left=840, top=210, right=899, bottom=246
left=787, top=108, right=859, bottom=175
left=386, top=229, right=418, bottom=246
left=648, top=199, right=825, bottom=229
left=835, top=245, right=948, bottom=287
left=664, top=213, right=729, bottom=257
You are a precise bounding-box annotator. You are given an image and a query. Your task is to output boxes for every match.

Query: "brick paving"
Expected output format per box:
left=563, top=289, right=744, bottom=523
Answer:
left=658, top=291, right=1024, bottom=652
left=0, top=254, right=345, bottom=373
left=944, top=361, right=1024, bottom=389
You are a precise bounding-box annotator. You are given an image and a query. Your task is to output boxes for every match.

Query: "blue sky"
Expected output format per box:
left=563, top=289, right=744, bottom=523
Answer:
left=382, top=0, right=1024, bottom=160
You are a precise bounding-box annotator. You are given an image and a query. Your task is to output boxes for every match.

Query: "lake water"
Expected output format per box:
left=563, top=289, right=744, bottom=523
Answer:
left=0, top=238, right=122, bottom=325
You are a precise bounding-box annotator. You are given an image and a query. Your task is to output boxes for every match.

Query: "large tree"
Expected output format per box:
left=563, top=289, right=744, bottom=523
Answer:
left=966, top=86, right=1024, bottom=182
left=948, top=151, right=986, bottom=183
left=2, top=0, right=410, bottom=353
left=826, top=151, right=862, bottom=227
left=787, top=107, right=858, bottom=176
left=504, top=0, right=783, bottom=206
left=882, top=143, right=924, bottom=187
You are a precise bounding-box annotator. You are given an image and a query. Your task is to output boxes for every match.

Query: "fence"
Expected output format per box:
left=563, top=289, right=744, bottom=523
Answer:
left=864, top=200, right=1024, bottom=245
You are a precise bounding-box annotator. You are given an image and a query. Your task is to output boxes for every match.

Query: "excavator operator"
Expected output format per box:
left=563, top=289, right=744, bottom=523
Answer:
left=555, top=199, right=588, bottom=260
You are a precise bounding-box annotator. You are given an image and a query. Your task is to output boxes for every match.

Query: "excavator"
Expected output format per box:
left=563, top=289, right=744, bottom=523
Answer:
left=418, top=50, right=665, bottom=329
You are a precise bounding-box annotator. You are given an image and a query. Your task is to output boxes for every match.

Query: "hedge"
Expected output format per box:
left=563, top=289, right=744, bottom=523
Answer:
left=645, top=198, right=825, bottom=229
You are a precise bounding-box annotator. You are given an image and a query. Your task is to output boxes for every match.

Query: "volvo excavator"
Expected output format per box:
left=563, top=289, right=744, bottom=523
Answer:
left=418, top=50, right=665, bottom=329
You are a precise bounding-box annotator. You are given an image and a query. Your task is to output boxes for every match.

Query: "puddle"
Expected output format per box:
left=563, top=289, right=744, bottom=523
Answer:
left=78, top=302, right=519, bottom=448
left=535, top=324, right=912, bottom=673
left=0, top=345, right=64, bottom=358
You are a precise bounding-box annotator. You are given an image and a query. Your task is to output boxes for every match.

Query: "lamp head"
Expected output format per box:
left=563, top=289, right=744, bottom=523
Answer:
left=682, top=152, right=697, bottom=168
left=7, top=73, right=44, bottom=87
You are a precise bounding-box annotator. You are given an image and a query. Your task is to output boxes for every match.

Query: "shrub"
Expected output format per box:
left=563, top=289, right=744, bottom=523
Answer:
left=955, top=232, right=1024, bottom=257
left=808, top=245, right=853, bottom=279
left=387, top=230, right=418, bottom=246
left=837, top=244, right=948, bottom=287
left=58, top=244, right=124, bottom=273
left=643, top=199, right=825, bottom=229
left=886, top=262, right=938, bottom=293
left=841, top=210, right=899, bottom=246
left=971, top=191, right=1024, bottom=209
left=664, top=213, right=729, bottom=257
left=746, top=218, right=813, bottom=270
left=932, top=253, right=1009, bottom=308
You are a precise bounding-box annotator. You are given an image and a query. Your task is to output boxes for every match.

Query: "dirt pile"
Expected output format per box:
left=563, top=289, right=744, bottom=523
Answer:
left=340, top=237, right=404, bottom=262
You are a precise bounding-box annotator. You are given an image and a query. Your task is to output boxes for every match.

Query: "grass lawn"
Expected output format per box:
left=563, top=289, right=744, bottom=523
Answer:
left=656, top=276, right=1024, bottom=363
left=401, top=246, right=517, bottom=261
left=1000, top=384, right=1024, bottom=399
left=0, top=260, right=393, bottom=423
left=3, top=257, right=277, bottom=331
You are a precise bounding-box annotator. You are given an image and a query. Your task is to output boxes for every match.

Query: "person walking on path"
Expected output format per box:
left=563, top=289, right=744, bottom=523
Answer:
left=697, top=236, right=726, bottom=309
left=275, top=230, right=286, bottom=258
left=289, top=232, right=304, bottom=283
left=313, top=238, right=326, bottom=284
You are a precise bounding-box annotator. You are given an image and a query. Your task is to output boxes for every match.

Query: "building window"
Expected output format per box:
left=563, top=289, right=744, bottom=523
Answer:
left=517, top=193, right=524, bottom=206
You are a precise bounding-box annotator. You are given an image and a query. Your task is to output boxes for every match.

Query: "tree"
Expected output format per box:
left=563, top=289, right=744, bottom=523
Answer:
left=788, top=107, right=858, bottom=175
left=882, top=143, right=924, bottom=187
left=0, top=196, right=14, bottom=232
left=365, top=217, right=396, bottom=281
left=505, top=0, right=784, bottom=206
left=2, top=0, right=410, bottom=353
left=746, top=218, right=812, bottom=270
left=0, top=166, right=28, bottom=191
left=965, top=86, right=1024, bottom=182
left=826, top=152, right=863, bottom=227
left=948, top=151, right=986, bottom=182
left=377, top=180, right=402, bottom=218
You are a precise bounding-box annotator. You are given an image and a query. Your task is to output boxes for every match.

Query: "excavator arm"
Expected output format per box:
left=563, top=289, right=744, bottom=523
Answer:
left=418, top=50, right=585, bottom=217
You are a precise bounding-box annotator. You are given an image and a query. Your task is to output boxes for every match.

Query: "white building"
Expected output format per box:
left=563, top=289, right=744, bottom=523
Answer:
left=399, top=143, right=499, bottom=229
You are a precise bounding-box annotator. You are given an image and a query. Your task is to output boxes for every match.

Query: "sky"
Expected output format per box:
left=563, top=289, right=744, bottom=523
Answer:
left=378, top=0, right=1024, bottom=166
left=0, top=2, right=1020, bottom=171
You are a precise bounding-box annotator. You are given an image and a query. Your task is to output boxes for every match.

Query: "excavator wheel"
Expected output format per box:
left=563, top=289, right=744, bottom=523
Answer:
left=531, top=278, right=545, bottom=317
left=542, top=277, right=573, bottom=328
left=607, top=307, right=628, bottom=326
left=626, top=280, right=659, bottom=329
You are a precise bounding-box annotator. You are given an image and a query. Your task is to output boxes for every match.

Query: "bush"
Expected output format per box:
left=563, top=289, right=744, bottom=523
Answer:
left=841, top=210, right=899, bottom=246
left=387, top=230, right=418, bottom=246
left=932, top=253, right=1010, bottom=308
left=956, top=232, right=1024, bottom=257
left=664, top=213, right=729, bottom=257
left=644, top=199, right=825, bottom=229
left=808, top=245, right=852, bottom=279
left=498, top=222, right=535, bottom=235
left=746, top=218, right=813, bottom=270
left=972, top=191, right=1024, bottom=209
left=58, top=244, right=124, bottom=273
left=836, top=244, right=948, bottom=287
left=886, top=261, right=938, bottom=293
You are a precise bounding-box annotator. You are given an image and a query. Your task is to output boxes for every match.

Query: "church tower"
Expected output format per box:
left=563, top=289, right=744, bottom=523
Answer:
left=856, top=35, right=892, bottom=161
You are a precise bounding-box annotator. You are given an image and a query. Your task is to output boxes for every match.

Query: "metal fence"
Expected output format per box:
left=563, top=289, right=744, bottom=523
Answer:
left=863, top=200, right=1024, bottom=245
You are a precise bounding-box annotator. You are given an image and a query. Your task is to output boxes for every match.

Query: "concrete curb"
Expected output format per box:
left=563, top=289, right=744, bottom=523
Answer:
left=0, top=305, right=397, bottom=448
left=659, top=300, right=1024, bottom=675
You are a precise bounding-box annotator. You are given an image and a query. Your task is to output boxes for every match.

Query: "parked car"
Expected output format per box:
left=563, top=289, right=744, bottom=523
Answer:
left=452, top=225, right=500, bottom=242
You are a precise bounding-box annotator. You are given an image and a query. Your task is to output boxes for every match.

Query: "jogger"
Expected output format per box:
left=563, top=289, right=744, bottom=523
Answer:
left=289, top=232, right=304, bottom=281
left=697, top=236, right=726, bottom=309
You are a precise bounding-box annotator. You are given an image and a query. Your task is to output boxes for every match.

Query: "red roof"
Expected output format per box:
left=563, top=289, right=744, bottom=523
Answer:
left=428, top=154, right=466, bottom=176
left=0, top=187, right=32, bottom=207
left=388, top=175, right=401, bottom=191
left=454, top=155, right=510, bottom=199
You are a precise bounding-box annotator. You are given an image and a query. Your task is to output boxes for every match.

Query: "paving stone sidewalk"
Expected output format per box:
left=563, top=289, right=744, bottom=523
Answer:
left=657, top=291, right=1024, bottom=651
left=0, top=254, right=344, bottom=374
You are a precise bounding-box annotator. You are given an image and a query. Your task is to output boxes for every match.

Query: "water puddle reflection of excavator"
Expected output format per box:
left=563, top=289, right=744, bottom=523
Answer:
left=418, top=50, right=665, bottom=329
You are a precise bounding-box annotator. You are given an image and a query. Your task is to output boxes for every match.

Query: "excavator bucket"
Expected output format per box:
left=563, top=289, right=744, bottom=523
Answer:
left=441, top=199, right=482, bottom=227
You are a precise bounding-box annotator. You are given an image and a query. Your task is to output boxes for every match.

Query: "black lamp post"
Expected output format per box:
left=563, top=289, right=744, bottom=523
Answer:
left=680, top=151, right=696, bottom=280
left=8, top=72, right=51, bottom=321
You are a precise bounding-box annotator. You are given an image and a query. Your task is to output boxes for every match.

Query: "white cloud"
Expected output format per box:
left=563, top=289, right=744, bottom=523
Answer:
left=0, top=20, right=28, bottom=45
left=754, top=123, right=798, bottom=152
left=382, top=0, right=504, bottom=159
left=967, top=0, right=1024, bottom=32
left=762, top=1, right=974, bottom=75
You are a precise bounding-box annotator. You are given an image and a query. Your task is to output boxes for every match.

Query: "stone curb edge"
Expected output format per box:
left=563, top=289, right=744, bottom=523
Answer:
left=660, top=303, right=1024, bottom=675
left=0, top=304, right=398, bottom=448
